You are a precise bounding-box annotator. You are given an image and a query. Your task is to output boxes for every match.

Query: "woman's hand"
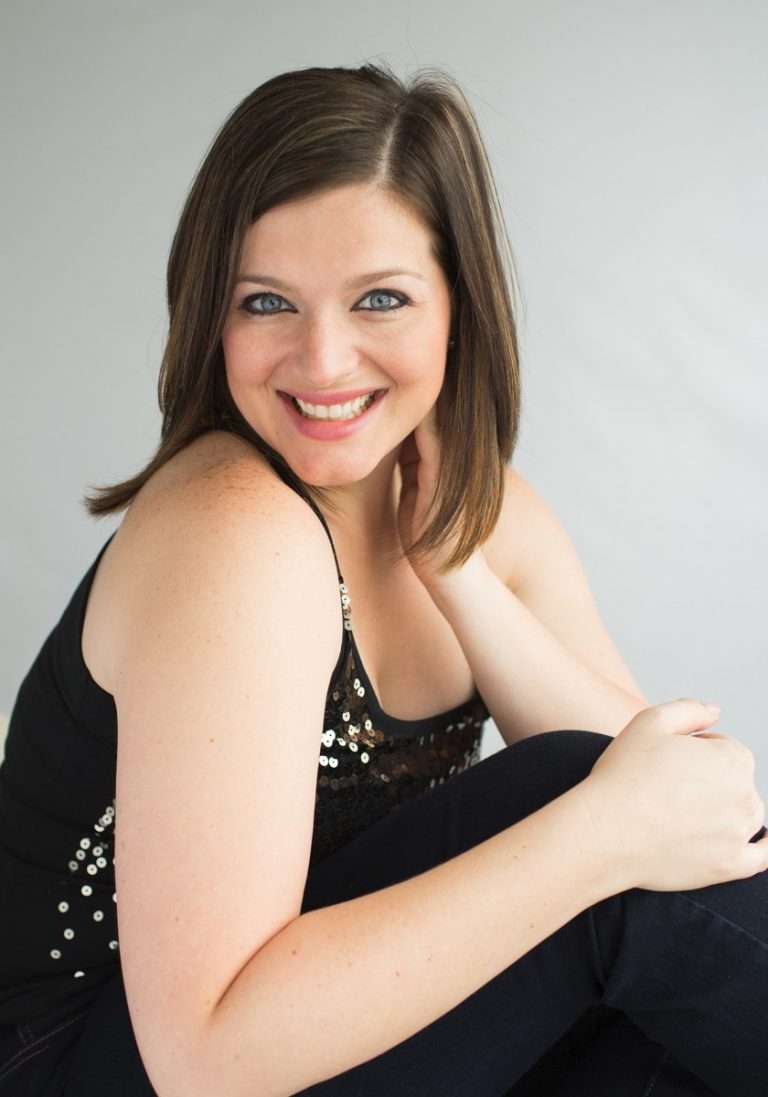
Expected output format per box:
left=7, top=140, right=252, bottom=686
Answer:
left=574, top=699, right=768, bottom=893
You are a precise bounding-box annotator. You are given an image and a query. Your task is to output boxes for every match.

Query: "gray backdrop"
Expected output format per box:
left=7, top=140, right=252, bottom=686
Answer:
left=1, top=1, right=766, bottom=787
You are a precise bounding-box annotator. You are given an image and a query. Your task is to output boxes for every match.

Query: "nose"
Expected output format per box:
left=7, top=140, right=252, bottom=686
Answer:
left=295, top=309, right=359, bottom=389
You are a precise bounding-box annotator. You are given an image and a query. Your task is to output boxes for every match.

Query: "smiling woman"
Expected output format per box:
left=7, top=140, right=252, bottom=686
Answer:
left=221, top=184, right=452, bottom=489
left=1, top=62, right=767, bottom=1097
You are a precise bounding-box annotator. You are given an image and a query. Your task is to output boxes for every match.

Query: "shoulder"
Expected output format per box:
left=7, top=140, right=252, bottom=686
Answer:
left=482, top=465, right=557, bottom=589
left=126, top=429, right=324, bottom=540
left=84, top=431, right=339, bottom=691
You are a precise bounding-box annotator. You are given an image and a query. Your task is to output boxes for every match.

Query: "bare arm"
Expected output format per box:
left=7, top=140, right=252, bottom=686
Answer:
left=108, top=451, right=623, bottom=1097
left=426, top=552, right=648, bottom=745
left=400, top=425, right=649, bottom=743
left=201, top=783, right=615, bottom=1097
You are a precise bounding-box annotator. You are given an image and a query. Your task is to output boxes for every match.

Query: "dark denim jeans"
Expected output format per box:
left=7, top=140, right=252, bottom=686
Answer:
left=1, top=730, right=765, bottom=1096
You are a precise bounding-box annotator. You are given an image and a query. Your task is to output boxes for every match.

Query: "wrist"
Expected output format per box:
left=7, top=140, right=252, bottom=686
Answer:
left=419, top=548, right=492, bottom=615
left=570, top=776, right=636, bottom=897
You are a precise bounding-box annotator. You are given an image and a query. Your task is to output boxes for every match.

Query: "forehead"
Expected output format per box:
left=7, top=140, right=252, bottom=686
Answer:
left=239, top=183, right=438, bottom=272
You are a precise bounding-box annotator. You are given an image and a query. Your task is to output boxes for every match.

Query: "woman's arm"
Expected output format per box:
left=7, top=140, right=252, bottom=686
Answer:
left=108, top=452, right=620, bottom=1097
left=399, top=419, right=649, bottom=745
left=426, top=555, right=648, bottom=745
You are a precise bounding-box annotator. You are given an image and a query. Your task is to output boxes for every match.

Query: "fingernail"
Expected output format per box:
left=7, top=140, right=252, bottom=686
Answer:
left=702, top=702, right=721, bottom=713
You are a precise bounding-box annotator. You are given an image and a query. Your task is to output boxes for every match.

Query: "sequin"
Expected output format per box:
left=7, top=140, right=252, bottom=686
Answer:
left=79, top=838, right=91, bottom=850
left=309, top=569, right=488, bottom=866
left=75, top=850, right=86, bottom=861
left=81, top=885, right=93, bottom=897
left=97, top=857, right=107, bottom=868
left=68, top=861, right=78, bottom=872
left=86, top=865, right=98, bottom=876
left=109, top=940, right=119, bottom=950
left=58, top=902, right=69, bottom=913
left=50, top=949, right=61, bottom=960
left=64, top=929, right=75, bottom=940
left=93, top=911, right=104, bottom=922
left=74, top=971, right=85, bottom=979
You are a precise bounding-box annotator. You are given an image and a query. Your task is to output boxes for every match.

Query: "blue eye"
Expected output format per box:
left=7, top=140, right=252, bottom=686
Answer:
left=241, top=292, right=291, bottom=315
left=356, top=290, right=409, bottom=312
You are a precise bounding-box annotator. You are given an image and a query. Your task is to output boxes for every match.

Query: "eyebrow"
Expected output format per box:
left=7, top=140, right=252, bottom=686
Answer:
left=235, top=268, right=427, bottom=291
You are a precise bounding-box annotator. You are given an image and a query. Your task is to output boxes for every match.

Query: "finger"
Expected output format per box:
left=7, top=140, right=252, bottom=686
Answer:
left=413, top=404, right=440, bottom=471
left=398, top=432, right=419, bottom=471
left=738, top=831, right=768, bottom=876
left=651, top=698, right=723, bottom=735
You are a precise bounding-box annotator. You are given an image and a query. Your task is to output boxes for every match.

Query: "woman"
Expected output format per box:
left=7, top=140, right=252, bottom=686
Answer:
left=0, top=63, right=766, bottom=1097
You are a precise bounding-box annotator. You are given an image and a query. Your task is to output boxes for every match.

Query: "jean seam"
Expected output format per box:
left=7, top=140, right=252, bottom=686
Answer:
left=0, top=1009, right=90, bottom=1081
left=673, top=890, right=768, bottom=952
left=641, top=1049, right=669, bottom=1096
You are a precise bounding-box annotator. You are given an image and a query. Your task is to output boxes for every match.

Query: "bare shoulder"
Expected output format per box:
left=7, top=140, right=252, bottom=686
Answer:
left=119, top=429, right=315, bottom=542
left=482, top=464, right=648, bottom=701
left=83, top=431, right=338, bottom=692
left=482, top=464, right=545, bottom=589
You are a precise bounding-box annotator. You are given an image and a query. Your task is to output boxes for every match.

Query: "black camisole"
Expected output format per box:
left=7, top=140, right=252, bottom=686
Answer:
left=0, top=475, right=487, bottom=1025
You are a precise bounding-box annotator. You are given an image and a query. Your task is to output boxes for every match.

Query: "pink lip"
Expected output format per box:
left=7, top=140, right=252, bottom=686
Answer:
left=280, top=388, right=385, bottom=441
left=279, top=387, right=382, bottom=406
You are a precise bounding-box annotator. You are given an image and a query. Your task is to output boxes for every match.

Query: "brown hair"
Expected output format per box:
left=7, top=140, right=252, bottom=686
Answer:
left=84, top=62, right=522, bottom=569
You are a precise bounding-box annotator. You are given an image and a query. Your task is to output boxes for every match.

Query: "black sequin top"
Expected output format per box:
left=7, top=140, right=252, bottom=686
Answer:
left=0, top=479, right=487, bottom=1025
left=309, top=503, right=488, bottom=865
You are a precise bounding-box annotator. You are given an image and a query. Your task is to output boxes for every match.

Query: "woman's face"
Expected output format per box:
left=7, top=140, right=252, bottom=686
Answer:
left=221, top=182, right=453, bottom=489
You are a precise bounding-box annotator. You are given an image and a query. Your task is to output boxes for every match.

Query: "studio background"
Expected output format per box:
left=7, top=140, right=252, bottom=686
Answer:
left=1, top=1, right=766, bottom=787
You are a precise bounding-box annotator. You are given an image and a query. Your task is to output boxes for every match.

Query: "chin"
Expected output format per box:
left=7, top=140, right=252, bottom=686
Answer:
left=281, top=443, right=397, bottom=491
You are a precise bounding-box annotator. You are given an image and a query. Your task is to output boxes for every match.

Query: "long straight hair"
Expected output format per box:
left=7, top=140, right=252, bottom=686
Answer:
left=84, top=63, right=523, bottom=568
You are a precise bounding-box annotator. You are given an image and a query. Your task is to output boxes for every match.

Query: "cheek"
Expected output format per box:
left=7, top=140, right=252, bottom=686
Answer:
left=222, top=331, right=272, bottom=388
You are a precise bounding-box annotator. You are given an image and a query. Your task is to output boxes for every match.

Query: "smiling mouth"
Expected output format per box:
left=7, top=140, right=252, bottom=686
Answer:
left=288, top=392, right=379, bottom=421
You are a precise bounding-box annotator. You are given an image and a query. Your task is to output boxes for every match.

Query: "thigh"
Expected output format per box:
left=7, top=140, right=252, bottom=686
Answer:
left=0, top=986, right=100, bottom=1097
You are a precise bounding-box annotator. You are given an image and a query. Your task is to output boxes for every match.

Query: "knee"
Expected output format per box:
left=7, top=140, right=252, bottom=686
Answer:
left=501, top=728, right=613, bottom=795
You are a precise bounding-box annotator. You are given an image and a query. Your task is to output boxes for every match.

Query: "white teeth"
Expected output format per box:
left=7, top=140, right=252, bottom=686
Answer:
left=293, top=393, right=376, bottom=421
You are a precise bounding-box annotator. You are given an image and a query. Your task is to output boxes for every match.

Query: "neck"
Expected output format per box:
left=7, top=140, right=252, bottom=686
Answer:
left=313, top=448, right=403, bottom=557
